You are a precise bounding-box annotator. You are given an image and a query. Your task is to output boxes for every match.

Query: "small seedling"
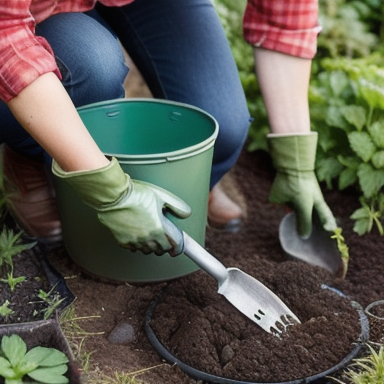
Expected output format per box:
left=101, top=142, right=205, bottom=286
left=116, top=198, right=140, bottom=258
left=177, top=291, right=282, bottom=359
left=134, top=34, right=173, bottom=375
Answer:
left=0, top=334, right=69, bottom=384
left=32, top=286, right=65, bottom=320
left=0, top=272, right=26, bottom=292
left=331, top=227, right=350, bottom=279
left=331, top=344, right=384, bottom=384
left=0, top=301, right=14, bottom=322
left=0, top=228, right=35, bottom=277
left=0, top=228, right=31, bottom=293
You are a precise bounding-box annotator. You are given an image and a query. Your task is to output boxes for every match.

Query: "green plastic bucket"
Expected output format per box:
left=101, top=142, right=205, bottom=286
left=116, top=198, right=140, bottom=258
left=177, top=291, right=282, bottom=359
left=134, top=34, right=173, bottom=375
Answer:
left=53, top=99, right=218, bottom=283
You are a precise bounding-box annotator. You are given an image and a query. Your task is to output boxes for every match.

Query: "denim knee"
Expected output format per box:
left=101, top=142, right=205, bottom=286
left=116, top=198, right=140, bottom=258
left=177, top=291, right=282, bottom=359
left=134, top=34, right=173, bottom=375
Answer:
left=59, top=51, right=128, bottom=106
left=210, top=109, right=251, bottom=188
left=37, top=13, right=129, bottom=107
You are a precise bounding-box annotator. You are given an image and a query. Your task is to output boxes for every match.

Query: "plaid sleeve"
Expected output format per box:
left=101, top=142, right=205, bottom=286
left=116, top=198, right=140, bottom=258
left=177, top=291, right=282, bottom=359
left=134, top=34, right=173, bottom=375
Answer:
left=243, top=0, right=321, bottom=59
left=0, top=2, right=60, bottom=102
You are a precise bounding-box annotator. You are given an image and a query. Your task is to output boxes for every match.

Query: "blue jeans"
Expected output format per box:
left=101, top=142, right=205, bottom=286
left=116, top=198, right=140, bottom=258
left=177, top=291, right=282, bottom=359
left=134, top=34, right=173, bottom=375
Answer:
left=0, top=0, right=250, bottom=187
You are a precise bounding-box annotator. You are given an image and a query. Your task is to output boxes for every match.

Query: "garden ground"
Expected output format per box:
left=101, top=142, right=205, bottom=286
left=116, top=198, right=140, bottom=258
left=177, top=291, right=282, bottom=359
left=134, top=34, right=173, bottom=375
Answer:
left=44, top=146, right=384, bottom=383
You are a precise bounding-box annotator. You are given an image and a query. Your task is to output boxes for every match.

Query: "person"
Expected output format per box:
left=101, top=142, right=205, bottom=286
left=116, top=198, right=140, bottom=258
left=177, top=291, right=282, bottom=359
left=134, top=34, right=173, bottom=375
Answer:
left=243, top=0, right=337, bottom=238
left=0, top=0, right=336, bottom=257
left=0, top=0, right=251, bottom=252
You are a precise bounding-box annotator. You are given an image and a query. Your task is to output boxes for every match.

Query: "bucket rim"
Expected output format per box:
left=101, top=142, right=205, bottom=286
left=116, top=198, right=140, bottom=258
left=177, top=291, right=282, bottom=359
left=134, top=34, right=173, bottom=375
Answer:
left=77, top=98, right=219, bottom=162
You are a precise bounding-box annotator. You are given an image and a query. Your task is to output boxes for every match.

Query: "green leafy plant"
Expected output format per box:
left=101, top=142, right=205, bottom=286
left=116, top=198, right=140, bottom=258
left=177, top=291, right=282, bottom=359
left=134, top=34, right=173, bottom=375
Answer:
left=217, top=0, right=384, bottom=156
left=0, top=334, right=69, bottom=384
left=317, top=0, right=381, bottom=59
left=309, top=55, right=384, bottom=235
left=332, top=344, right=384, bottom=384
left=350, top=195, right=384, bottom=235
left=0, top=301, right=14, bottom=322
left=0, top=228, right=34, bottom=294
left=32, top=286, right=65, bottom=320
left=0, top=273, right=26, bottom=292
left=0, top=228, right=35, bottom=277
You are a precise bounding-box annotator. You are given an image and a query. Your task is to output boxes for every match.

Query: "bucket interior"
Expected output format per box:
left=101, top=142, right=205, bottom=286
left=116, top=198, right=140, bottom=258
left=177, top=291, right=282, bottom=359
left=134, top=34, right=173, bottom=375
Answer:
left=77, top=99, right=218, bottom=160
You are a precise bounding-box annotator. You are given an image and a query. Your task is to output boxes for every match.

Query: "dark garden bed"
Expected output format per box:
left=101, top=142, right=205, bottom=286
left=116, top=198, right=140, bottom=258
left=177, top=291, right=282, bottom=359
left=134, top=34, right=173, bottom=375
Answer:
left=0, top=241, right=74, bottom=325
left=0, top=236, right=79, bottom=383
left=3, top=147, right=384, bottom=383
left=145, top=265, right=366, bottom=383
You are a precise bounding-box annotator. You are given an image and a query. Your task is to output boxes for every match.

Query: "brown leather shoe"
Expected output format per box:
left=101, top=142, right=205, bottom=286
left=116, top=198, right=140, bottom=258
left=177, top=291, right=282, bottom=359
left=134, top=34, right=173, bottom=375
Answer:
left=0, top=144, right=62, bottom=244
left=208, top=181, right=243, bottom=233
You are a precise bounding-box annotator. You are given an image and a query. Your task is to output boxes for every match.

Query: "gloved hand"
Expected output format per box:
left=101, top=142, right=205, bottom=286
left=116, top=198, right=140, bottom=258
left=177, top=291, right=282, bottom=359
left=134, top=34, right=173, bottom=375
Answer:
left=52, top=157, right=191, bottom=255
left=267, top=132, right=337, bottom=238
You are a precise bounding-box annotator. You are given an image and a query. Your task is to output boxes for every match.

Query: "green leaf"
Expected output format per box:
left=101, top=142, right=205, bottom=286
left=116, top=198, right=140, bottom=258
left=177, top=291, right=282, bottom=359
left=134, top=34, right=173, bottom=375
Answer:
left=0, top=356, right=16, bottom=379
left=340, top=105, right=366, bottom=131
left=351, top=206, right=372, bottom=235
left=368, top=120, right=384, bottom=149
left=353, top=217, right=372, bottom=235
left=337, top=155, right=360, bottom=169
left=317, top=126, right=338, bottom=152
left=350, top=206, right=370, bottom=220
left=35, top=348, right=68, bottom=367
left=27, top=365, right=69, bottom=384
left=359, top=77, right=384, bottom=109
left=0, top=356, right=11, bottom=370
left=14, top=359, right=38, bottom=376
left=338, top=168, right=358, bottom=190
left=357, top=163, right=384, bottom=198
left=23, top=347, right=53, bottom=367
left=316, top=157, right=343, bottom=188
left=348, top=131, right=376, bottom=162
left=372, top=151, right=384, bottom=169
left=0, top=230, right=35, bottom=264
left=4, top=380, right=23, bottom=384
left=1, top=335, right=26, bottom=367
left=329, top=70, right=350, bottom=97
left=326, top=106, right=348, bottom=130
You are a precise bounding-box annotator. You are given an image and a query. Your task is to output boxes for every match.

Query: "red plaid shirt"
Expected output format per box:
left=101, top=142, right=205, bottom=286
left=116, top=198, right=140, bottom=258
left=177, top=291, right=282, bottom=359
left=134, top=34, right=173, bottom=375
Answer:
left=0, top=0, right=319, bottom=102
left=244, top=0, right=321, bottom=59
left=0, top=0, right=134, bottom=102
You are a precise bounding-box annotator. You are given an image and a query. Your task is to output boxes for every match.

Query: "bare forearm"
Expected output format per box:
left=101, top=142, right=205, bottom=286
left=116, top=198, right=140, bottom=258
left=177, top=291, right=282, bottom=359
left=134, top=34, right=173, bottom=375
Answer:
left=254, top=48, right=312, bottom=134
left=7, top=73, right=109, bottom=171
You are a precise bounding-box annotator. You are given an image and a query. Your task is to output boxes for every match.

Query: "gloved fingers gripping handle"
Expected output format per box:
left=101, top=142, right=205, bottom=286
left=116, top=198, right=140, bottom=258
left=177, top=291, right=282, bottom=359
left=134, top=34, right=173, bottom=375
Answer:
left=134, top=180, right=190, bottom=256
left=161, top=213, right=185, bottom=257
left=134, top=180, right=191, bottom=219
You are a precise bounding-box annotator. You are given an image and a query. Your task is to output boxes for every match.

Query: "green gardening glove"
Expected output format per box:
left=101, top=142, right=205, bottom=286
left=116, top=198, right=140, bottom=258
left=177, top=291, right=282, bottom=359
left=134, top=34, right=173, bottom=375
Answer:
left=52, top=157, right=191, bottom=256
left=268, top=132, right=337, bottom=238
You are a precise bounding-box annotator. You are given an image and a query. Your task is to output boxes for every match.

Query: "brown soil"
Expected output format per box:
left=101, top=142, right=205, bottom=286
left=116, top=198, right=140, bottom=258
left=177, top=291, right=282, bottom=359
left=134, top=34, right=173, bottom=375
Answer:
left=365, top=300, right=384, bottom=345
left=3, top=147, right=384, bottom=383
